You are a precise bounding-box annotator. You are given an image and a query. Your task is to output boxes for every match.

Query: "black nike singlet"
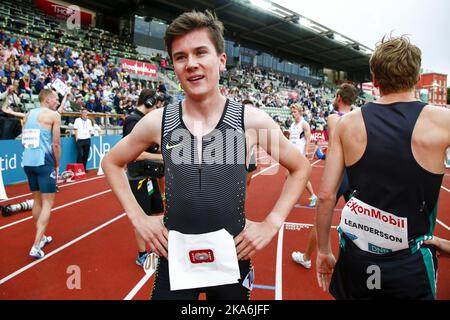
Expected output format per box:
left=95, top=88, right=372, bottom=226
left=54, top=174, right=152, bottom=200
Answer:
left=161, top=99, right=247, bottom=236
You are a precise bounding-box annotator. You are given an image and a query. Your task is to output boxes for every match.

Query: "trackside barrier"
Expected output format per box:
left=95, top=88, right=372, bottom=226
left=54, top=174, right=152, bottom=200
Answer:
left=0, top=135, right=121, bottom=186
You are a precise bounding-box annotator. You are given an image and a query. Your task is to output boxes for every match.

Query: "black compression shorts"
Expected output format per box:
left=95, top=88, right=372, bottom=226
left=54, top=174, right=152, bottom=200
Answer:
left=330, top=235, right=438, bottom=300
left=129, top=178, right=164, bottom=215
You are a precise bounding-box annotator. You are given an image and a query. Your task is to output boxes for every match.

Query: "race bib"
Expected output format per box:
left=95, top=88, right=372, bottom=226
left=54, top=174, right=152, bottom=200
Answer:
left=22, top=129, right=40, bottom=149
left=339, top=197, right=408, bottom=254
left=168, top=229, right=240, bottom=290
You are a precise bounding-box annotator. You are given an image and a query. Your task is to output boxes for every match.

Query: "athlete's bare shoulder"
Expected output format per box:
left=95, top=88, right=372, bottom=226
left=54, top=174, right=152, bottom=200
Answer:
left=51, top=109, right=61, bottom=120
left=131, top=106, right=164, bottom=144
left=418, top=105, right=450, bottom=146
left=337, top=108, right=362, bottom=127
left=244, top=104, right=277, bottom=130
left=327, top=113, right=340, bottom=121
left=141, top=106, right=164, bottom=125
left=421, top=105, right=450, bottom=129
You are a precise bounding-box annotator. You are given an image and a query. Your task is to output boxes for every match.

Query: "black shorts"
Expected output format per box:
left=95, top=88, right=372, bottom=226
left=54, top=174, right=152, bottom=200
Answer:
left=151, top=257, right=252, bottom=300
left=330, top=235, right=438, bottom=300
left=129, top=178, right=164, bottom=215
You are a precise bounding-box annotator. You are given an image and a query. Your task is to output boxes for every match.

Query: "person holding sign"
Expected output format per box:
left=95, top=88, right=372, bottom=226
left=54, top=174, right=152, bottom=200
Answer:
left=315, top=36, right=450, bottom=299
left=22, top=89, right=61, bottom=259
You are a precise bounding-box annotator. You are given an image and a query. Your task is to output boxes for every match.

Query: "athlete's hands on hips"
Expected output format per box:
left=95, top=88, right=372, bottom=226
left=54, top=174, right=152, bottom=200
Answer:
left=425, top=236, right=450, bottom=256
left=234, top=219, right=278, bottom=260
left=316, top=251, right=336, bottom=292
left=132, top=214, right=168, bottom=258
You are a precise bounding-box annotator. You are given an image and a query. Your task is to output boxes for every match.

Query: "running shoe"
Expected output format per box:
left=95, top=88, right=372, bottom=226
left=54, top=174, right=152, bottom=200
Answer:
left=136, top=252, right=150, bottom=267
left=291, top=251, right=312, bottom=269
left=29, top=245, right=45, bottom=259
left=308, top=195, right=317, bottom=207
left=39, top=235, right=53, bottom=249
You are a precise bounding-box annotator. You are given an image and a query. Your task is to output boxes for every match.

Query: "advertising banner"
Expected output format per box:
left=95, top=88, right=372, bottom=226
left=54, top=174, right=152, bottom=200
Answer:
left=0, top=136, right=121, bottom=185
left=120, top=59, right=158, bottom=77
left=36, top=0, right=94, bottom=26
left=310, top=130, right=328, bottom=142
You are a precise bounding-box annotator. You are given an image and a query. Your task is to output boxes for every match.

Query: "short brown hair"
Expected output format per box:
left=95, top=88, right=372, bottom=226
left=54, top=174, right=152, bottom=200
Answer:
left=336, top=83, right=357, bottom=106
left=137, top=88, right=156, bottom=106
left=164, top=10, right=225, bottom=60
left=38, top=88, right=56, bottom=103
left=369, top=35, right=421, bottom=94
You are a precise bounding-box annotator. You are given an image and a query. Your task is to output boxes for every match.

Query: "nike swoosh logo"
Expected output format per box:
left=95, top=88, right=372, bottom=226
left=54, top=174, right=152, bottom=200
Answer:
left=166, top=143, right=183, bottom=150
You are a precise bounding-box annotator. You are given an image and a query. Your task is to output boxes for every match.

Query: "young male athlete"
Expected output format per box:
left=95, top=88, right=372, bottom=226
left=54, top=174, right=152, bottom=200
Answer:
left=288, top=104, right=317, bottom=208
left=22, top=89, right=61, bottom=259
left=102, top=10, right=311, bottom=300
left=316, top=36, right=450, bottom=299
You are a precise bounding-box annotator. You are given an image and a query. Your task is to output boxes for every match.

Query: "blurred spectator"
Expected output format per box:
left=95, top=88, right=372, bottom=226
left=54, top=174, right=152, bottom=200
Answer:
left=0, top=76, right=7, bottom=93
left=19, top=73, right=32, bottom=95
left=34, top=74, right=46, bottom=93
left=85, top=96, right=95, bottom=112
left=19, top=56, right=31, bottom=75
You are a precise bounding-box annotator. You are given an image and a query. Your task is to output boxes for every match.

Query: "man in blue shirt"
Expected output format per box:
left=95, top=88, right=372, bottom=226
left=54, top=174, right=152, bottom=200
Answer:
left=22, top=89, right=61, bottom=259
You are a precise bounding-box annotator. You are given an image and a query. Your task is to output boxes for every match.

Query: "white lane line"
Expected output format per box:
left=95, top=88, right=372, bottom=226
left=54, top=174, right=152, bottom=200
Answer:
left=0, top=213, right=126, bottom=285
left=124, top=270, right=156, bottom=300
left=441, top=186, right=450, bottom=193
left=252, top=163, right=280, bottom=179
left=0, top=176, right=105, bottom=203
left=275, top=225, right=284, bottom=300
left=61, top=175, right=105, bottom=187
left=294, top=204, right=342, bottom=212
left=252, top=158, right=321, bottom=180
left=0, top=189, right=112, bottom=231
left=437, top=219, right=450, bottom=231
left=311, top=159, right=322, bottom=167
left=284, top=222, right=337, bottom=230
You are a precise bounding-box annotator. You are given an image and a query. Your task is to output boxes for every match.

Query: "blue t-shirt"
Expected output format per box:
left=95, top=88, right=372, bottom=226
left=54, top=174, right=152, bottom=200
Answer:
left=22, top=108, right=55, bottom=167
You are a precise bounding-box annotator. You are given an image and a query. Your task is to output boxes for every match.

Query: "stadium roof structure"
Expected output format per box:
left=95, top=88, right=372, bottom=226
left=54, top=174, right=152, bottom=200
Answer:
left=75, top=0, right=373, bottom=81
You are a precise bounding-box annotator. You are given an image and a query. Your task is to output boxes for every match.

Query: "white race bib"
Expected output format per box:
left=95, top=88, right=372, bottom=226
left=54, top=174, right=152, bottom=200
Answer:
left=339, top=197, right=408, bottom=254
left=22, top=129, right=40, bottom=149
left=168, top=229, right=240, bottom=290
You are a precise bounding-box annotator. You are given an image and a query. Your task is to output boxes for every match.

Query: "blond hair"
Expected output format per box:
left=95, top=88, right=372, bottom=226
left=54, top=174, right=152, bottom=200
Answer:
left=290, top=103, right=303, bottom=113
left=369, top=35, right=421, bottom=94
left=38, top=88, right=56, bottom=103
